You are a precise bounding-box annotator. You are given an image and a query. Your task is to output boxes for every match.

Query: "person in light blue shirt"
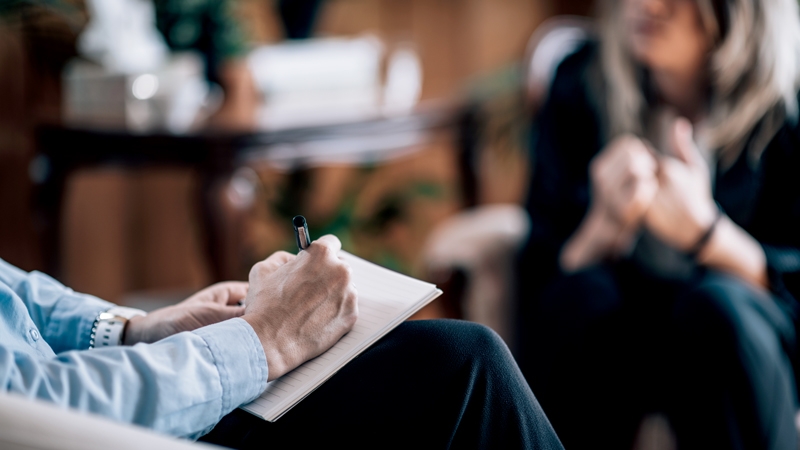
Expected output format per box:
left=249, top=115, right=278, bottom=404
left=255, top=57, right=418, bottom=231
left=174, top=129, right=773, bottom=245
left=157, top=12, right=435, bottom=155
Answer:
left=0, top=234, right=563, bottom=449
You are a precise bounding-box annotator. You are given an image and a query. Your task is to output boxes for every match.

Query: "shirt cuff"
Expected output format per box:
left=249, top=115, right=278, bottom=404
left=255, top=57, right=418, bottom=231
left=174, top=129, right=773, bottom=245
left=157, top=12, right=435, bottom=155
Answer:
left=192, top=318, right=268, bottom=414
left=47, top=291, right=114, bottom=353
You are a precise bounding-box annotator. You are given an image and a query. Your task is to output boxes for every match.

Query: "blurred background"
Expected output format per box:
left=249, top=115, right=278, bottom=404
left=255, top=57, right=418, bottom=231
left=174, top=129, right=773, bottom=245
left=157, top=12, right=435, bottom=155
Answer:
left=0, top=0, right=591, bottom=331
left=6, top=2, right=800, bottom=449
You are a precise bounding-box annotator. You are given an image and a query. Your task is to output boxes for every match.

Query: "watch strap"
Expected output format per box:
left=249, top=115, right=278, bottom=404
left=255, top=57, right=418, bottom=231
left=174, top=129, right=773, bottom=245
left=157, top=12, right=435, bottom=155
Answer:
left=89, top=307, right=147, bottom=349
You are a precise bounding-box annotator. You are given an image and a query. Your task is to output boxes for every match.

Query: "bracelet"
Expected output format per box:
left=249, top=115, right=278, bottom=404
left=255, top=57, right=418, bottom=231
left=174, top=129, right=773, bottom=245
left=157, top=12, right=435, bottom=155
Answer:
left=687, top=209, right=723, bottom=258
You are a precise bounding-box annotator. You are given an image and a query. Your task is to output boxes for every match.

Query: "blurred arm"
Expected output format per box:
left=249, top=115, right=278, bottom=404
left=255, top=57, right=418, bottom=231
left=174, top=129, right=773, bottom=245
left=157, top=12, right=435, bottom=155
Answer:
left=696, top=216, right=769, bottom=288
left=559, top=207, right=635, bottom=272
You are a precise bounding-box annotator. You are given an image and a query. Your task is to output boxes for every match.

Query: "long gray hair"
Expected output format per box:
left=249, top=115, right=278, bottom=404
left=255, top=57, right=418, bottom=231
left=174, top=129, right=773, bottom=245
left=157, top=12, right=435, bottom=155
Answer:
left=600, top=0, right=800, bottom=167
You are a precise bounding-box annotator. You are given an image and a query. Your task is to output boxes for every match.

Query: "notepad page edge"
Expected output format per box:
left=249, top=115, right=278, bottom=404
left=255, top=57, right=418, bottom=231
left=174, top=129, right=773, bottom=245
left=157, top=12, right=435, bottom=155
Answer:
left=244, top=287, right=442, bottom=421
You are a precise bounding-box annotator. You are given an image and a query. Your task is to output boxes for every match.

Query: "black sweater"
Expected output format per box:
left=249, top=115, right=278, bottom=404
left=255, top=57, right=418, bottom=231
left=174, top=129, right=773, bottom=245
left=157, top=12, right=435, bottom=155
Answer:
left=518, top=41, right=800, bottom=320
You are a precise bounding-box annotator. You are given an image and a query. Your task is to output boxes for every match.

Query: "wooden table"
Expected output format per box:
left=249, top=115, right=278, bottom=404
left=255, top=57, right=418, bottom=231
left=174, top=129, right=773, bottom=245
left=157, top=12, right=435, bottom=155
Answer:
left=34, top=110, right=461, bottom=283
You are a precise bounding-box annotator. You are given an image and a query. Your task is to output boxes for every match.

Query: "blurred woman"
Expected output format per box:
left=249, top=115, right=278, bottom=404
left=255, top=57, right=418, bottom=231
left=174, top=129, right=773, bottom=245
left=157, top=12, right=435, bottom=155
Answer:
left=516, top=0, right=800, bottom=448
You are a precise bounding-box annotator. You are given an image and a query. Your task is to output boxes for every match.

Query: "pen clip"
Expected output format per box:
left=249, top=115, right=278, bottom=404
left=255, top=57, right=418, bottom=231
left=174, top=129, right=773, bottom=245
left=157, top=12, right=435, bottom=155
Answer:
left=293, top=215, right=311, bottom=250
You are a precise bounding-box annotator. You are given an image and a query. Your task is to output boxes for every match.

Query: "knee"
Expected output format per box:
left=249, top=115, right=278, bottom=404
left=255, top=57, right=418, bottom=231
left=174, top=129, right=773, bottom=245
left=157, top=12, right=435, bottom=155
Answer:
left=674, top=273, right=764, bottom=333
left=673, top=273, right=785, bottom=364
left=395, top=319, right=506, bottom=352
left=393, top=320, right=512, bottom=369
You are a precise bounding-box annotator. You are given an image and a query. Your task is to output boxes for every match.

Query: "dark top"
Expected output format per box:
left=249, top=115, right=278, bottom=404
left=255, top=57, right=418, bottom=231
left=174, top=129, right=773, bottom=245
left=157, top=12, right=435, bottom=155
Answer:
left=519, top=41, right=800, bottom=319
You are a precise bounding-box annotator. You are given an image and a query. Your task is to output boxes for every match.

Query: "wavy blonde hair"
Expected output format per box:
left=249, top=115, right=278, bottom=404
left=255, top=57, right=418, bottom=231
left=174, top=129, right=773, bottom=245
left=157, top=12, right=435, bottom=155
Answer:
left=600, top=0, right=800, bottom=167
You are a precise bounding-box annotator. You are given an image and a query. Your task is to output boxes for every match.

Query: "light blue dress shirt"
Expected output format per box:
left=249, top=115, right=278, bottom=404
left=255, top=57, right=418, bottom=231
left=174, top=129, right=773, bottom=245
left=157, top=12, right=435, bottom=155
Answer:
left=0, top=258, right=268, bottom=439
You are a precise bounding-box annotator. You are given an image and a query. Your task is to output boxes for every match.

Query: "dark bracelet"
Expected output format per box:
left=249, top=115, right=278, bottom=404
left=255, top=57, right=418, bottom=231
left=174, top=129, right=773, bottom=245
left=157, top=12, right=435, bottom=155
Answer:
left=687, top=209, right=723, bottom=258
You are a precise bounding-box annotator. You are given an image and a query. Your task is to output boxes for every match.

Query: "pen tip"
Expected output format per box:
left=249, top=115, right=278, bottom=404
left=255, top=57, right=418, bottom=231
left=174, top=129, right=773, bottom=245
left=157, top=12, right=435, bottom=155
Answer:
left=292, top=215, right=306, bottom=228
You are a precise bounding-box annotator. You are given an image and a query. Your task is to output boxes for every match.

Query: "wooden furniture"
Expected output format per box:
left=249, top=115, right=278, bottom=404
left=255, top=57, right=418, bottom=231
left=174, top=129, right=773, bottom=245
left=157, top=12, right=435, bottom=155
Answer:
left=34, top=110, right=456, bottom=286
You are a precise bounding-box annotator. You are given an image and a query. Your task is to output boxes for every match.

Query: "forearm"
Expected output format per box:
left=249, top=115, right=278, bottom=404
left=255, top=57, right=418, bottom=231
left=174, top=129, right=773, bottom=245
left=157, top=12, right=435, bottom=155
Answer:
left=0, top=260, right=115, bottom=353
left=1, top=318, right=267, bottom=439
left=560, top=208, right=633, bottom=273
left=697, top=215, right=769, bottom=289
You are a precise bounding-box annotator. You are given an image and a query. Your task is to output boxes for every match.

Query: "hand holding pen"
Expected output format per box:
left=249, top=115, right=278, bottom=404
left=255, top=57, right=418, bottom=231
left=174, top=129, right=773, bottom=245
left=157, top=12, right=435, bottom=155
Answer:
left=241, top=216, right=358, bottom=381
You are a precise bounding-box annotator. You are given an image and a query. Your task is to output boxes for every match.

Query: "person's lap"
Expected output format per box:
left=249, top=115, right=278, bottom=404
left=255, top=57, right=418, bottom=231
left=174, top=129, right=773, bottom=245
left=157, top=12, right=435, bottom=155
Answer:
left=667, top=272, right=798, bottom=448
left=522, top=263, right=662, bottom=448
left=200, top=319, right=563, bottom=450
left=520, top=263, right=798, bottom=448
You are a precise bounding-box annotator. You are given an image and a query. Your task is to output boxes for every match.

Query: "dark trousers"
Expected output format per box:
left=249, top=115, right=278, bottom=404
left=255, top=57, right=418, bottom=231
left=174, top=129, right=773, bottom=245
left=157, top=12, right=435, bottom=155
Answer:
left=518, top=263, right=798, bottom=449
left=200, top=320, right=563, bottom=450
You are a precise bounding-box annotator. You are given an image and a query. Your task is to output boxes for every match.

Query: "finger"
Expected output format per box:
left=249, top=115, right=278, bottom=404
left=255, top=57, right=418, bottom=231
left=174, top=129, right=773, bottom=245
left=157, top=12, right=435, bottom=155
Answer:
left=212, top=281, right=249, bottom=305
left=628, top=149, right=658, bottom=178
left=214, top=304, right=247, bottom=320
left=596, top=150, right=632, bottom=193
left=612, top=137, right=653, bottom=180
left=621, top=146, right=657, bottom=186
left=669, top=117, right=701, bottom=166
left=260, top=251, right=295, bottom=273
left=603, top=142, right=634, bottom=180
left=311, top=234, right=342, bottom=255
left=630, top=175, right=658, bottom=210
left=656, top=157, right=684, bottom=185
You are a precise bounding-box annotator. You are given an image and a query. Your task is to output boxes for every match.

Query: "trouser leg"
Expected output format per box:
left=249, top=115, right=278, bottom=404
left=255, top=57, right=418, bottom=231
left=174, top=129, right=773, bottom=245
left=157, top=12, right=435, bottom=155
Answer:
left=200, top=320, right=563, bottom=450
left=669, top=273, right=798, bottom=450
left=520, top=264, right=655, bottom=449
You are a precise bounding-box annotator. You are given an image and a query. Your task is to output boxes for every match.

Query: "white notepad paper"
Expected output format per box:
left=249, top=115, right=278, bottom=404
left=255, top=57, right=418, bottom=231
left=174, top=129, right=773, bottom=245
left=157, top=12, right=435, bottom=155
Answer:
left=240, top=251, right=443, bottom=421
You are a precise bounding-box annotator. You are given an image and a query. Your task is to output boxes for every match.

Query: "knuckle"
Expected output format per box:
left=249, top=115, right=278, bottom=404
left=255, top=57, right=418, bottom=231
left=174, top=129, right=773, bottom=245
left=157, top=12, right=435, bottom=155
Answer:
left=330, top=263, right=351, bottom=283
left=314, top=244, right=334, bottom=259
left=347, top=312, right=358, bottom=328
left=248, top=263, right=263, bottom=280
left=274, top=250, right=292, bottom=260
left=340, top=286, right=357, bottom=305
left=345, top=301, right=359, bottom=326
left=339, top=263, right=353, bottom=279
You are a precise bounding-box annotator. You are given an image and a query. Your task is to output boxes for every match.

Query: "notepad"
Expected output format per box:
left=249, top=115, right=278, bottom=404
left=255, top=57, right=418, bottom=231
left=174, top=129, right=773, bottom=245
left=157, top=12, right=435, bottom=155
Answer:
left=239, top=251, right=443, bottom=421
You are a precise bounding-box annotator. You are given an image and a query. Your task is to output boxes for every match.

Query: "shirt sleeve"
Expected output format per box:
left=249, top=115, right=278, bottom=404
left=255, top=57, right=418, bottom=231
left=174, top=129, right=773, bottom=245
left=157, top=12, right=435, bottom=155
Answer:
left=0, top=317, right=267, bottom=440
left=0, top=259, right=114, bottom=353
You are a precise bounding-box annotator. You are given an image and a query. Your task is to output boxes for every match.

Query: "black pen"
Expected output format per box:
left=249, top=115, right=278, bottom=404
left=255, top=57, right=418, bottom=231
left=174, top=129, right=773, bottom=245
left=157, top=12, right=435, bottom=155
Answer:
left=293, top=215, right=311, bottom=251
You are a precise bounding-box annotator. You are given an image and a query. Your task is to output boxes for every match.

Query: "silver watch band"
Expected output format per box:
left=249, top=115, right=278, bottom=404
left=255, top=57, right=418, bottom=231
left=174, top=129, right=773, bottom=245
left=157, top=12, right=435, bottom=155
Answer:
left=89, top=307, right=147, bottom=349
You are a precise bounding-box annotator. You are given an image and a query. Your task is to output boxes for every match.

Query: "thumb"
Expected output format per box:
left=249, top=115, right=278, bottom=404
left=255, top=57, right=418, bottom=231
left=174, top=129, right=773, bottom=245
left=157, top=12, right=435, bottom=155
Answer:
left=215, top=304, right=246, bottom=321
left=670, top=117, right=702, bottom=166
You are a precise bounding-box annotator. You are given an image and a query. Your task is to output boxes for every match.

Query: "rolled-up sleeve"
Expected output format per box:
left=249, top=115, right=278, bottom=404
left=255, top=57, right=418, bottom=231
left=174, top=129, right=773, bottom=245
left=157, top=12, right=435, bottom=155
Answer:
left=1, top=318, right=268, bottom=439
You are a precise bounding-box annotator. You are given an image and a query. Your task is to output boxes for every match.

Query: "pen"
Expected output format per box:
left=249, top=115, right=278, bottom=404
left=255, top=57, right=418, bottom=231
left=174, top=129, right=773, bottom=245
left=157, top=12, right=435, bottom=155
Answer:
left=293, top=215, right=311, bottom=251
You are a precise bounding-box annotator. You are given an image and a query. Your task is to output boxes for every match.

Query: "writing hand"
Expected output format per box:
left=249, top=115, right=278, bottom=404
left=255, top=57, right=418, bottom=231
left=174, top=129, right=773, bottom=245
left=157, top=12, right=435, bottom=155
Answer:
left=242, top=235, right=358, bottom=381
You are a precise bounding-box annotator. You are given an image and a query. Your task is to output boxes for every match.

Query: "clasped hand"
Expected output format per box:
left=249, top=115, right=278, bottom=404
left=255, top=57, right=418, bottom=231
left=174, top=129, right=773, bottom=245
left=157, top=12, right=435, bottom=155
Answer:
left=589, top=118, right=718, bottom=255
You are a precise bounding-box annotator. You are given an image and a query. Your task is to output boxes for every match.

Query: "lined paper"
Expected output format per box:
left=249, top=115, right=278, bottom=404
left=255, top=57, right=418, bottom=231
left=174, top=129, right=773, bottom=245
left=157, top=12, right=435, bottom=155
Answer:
left=240, top=251, right=442, bottom=421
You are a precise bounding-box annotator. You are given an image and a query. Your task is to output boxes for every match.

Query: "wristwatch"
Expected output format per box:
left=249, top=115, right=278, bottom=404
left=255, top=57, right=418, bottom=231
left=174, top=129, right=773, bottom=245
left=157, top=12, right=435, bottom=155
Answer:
left=89, top=306, right=147, bottom=349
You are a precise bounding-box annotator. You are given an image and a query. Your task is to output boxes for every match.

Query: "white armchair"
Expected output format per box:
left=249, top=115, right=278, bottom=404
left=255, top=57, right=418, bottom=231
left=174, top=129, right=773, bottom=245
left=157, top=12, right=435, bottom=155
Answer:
left=0, top=392, right=222, bottom=450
